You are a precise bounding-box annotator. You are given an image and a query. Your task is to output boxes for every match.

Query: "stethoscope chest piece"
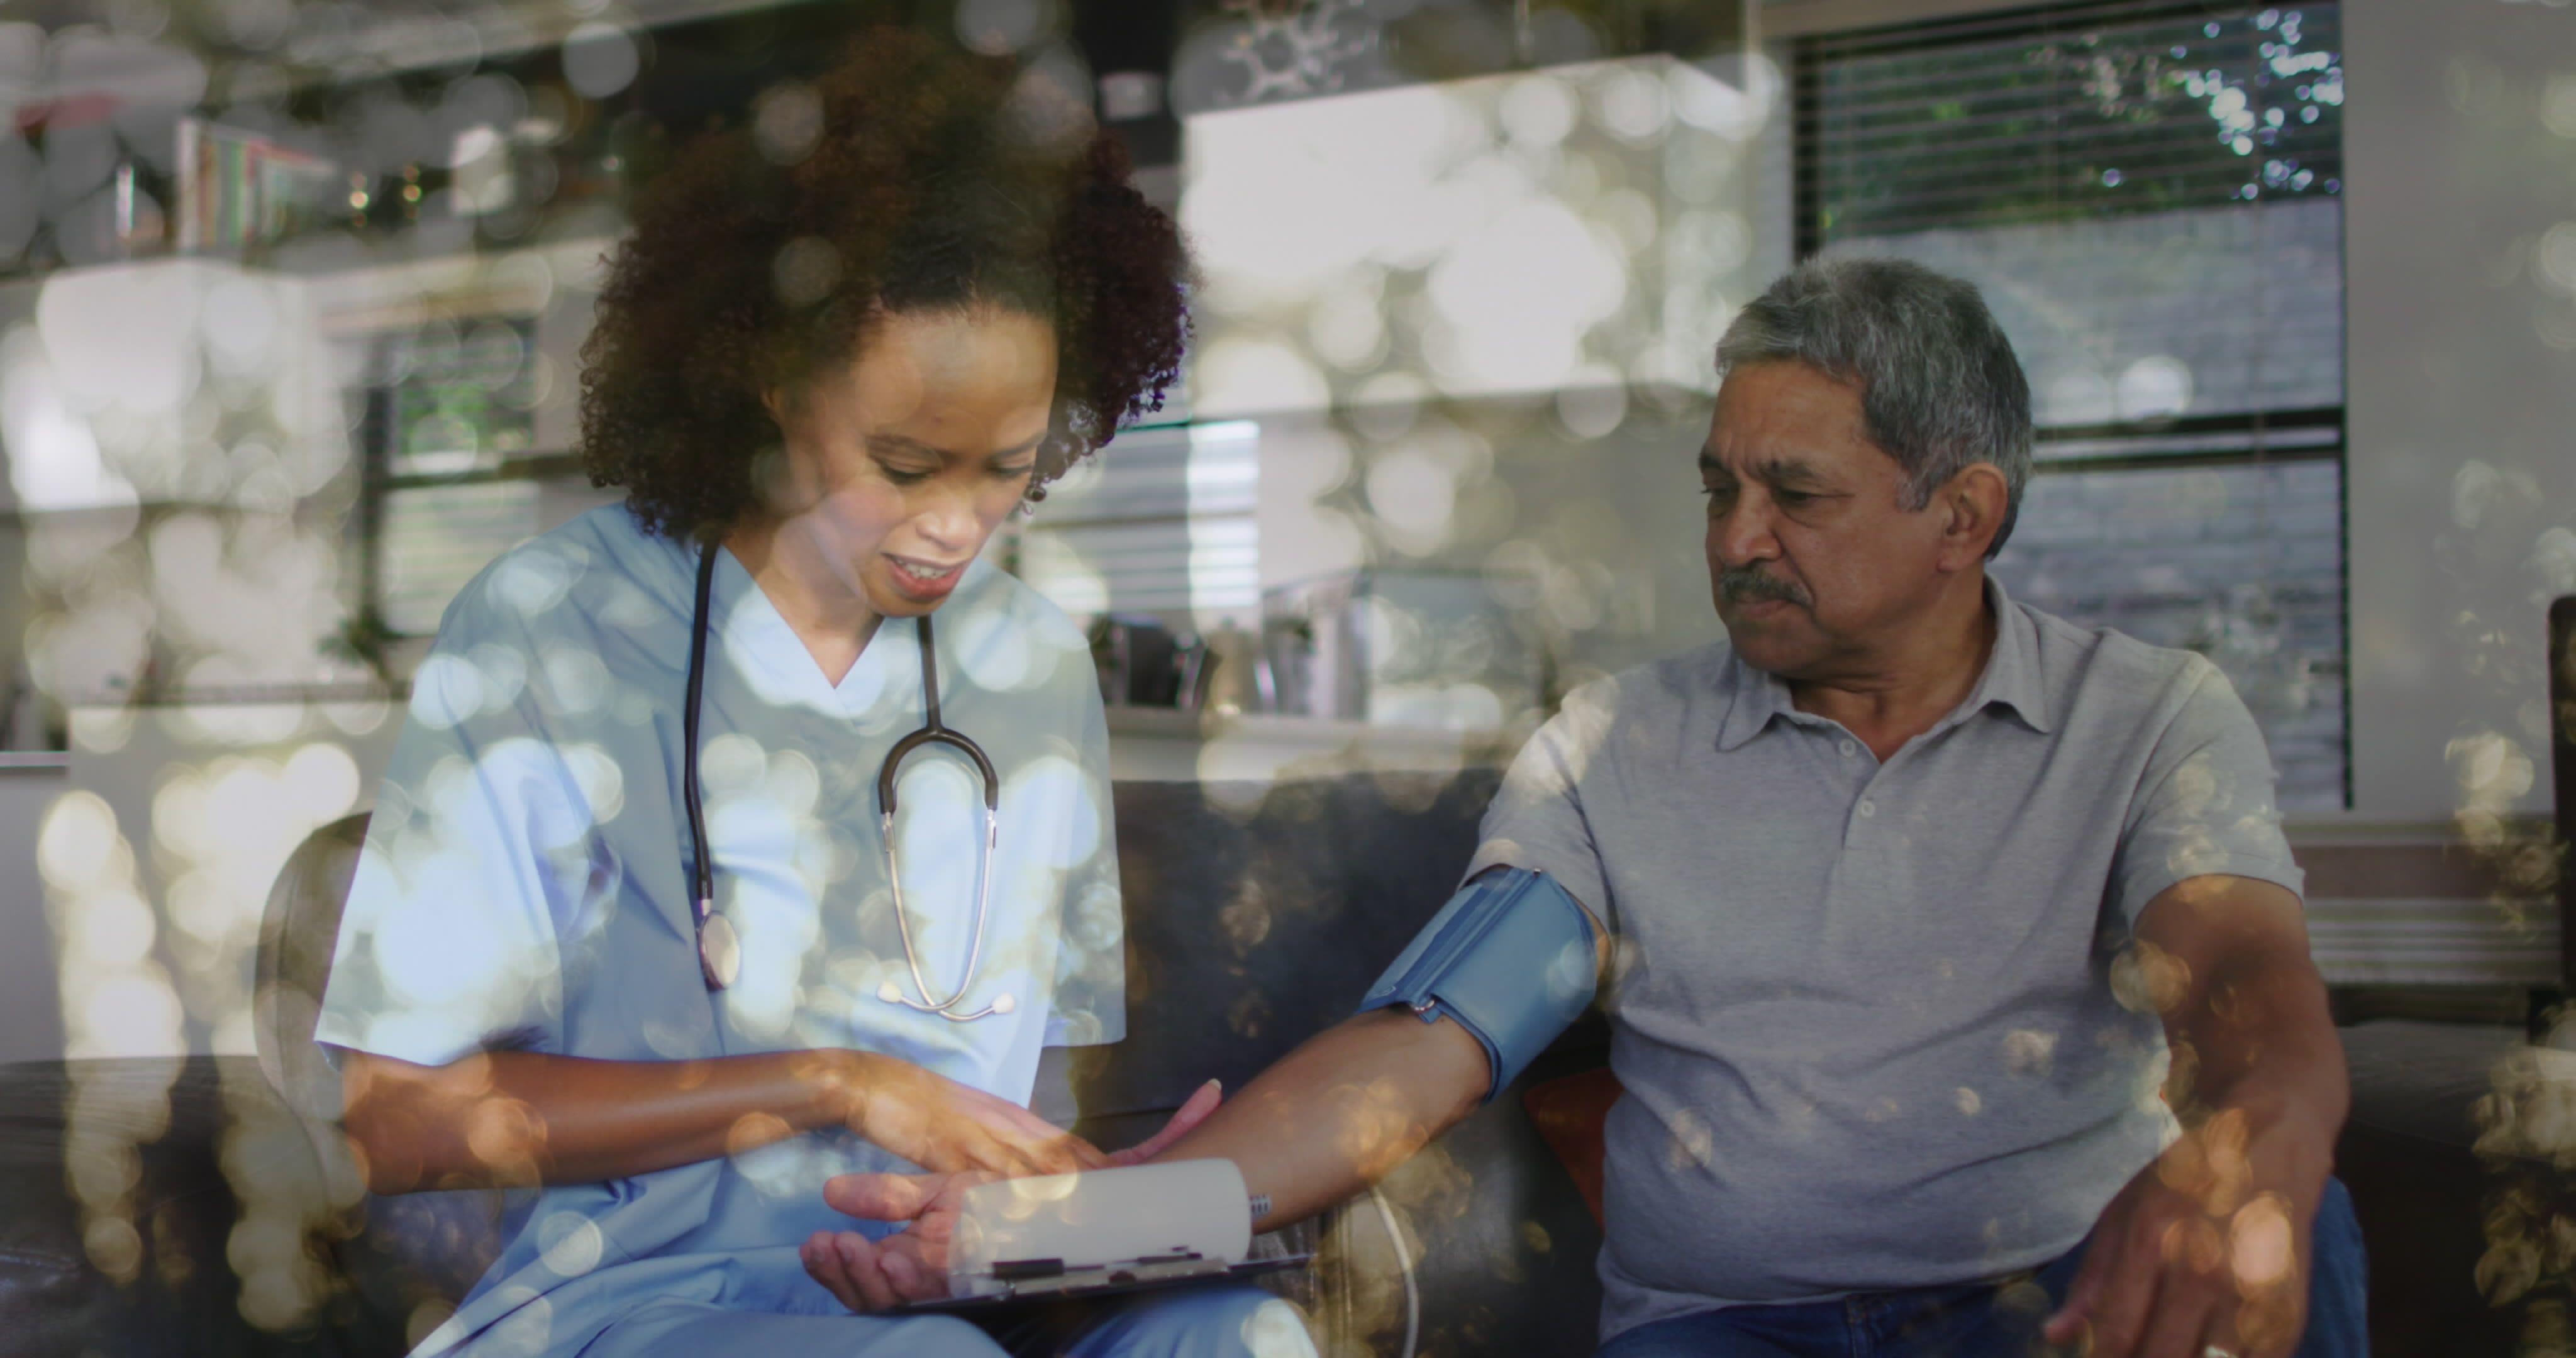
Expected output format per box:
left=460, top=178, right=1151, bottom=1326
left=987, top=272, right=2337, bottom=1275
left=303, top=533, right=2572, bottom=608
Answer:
left=698, top=910, right=741, bottom=990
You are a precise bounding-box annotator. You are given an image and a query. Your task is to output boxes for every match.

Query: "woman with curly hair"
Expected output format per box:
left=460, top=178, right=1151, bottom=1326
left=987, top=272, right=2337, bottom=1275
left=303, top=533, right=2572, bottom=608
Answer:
left=313, top=32, right=1306, bottom=1358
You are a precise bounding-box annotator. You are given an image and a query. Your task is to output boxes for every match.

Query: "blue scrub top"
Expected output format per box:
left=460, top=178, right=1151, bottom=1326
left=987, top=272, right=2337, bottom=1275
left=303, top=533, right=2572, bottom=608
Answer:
left=314, top=504, right=1125, bottom=1357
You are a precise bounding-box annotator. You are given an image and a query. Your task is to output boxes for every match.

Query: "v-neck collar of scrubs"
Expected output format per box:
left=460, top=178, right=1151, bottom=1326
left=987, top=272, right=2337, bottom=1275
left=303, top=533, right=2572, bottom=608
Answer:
left=709, top=543, right=914, bottom=719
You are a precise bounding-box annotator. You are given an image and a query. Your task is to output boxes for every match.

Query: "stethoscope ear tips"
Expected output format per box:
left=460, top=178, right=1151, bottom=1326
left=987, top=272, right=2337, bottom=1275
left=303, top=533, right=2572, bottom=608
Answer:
left=877, top=981, right=904, bottom=1003
left=991, top=993, right=1017, bottom=1015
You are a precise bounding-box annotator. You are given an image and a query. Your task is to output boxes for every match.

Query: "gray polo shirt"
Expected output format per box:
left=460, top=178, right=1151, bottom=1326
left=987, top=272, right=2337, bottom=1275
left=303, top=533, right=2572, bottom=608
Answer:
left=1464, top=577, right=2304, bottom=1341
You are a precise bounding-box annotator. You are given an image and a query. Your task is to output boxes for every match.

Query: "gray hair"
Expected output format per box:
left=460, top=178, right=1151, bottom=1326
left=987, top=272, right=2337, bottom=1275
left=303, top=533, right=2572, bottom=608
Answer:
left=1714, top=257, right=2033, bottom=558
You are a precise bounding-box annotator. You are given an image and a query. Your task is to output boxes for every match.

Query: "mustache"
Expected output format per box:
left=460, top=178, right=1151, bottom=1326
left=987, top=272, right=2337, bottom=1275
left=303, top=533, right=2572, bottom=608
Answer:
left=1718, top=565, right=1811, bottom=609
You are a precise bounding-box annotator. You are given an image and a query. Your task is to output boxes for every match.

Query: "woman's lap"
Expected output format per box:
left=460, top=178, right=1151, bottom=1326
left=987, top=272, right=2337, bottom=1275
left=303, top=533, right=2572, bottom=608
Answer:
left=580, top=1303, right=1002, bottom=1358
left=1014, top=1285, right=1316, bottom=1358
left=580, top=1284, right=1311, bottom=1358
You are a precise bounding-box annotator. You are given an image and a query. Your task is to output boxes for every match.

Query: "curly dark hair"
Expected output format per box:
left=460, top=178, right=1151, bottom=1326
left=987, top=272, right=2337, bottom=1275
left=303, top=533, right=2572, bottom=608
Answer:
left=578, top=31, right=1191, bottom=541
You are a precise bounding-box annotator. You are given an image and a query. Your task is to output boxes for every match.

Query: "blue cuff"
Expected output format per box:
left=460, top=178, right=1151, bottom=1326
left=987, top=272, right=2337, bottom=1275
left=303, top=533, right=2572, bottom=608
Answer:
left=1358, top=868, right=1598, bottom=1102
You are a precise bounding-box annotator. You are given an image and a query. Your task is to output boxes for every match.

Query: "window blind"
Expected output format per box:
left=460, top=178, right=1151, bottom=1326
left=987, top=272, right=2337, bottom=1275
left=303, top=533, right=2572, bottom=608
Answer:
left=1799, top=1, right=2342, bottom=242
left=1012, top=420, right=1262, bottom=622
left=1795, top=0, right=2349, bottom=809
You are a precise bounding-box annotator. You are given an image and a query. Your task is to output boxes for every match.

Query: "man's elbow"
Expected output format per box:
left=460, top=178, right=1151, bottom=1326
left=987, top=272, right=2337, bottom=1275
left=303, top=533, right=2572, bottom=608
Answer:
left=1343, top=1004, right=1496, bottom=1136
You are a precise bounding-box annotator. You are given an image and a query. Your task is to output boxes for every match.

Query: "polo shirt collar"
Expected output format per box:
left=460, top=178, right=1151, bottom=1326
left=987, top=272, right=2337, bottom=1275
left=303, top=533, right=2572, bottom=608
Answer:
left=1715, top=649, right=1796, bottom=751
left=1713, top=573, right=2054, bottom=752
left=1967, top=573, right=2055, bottom=735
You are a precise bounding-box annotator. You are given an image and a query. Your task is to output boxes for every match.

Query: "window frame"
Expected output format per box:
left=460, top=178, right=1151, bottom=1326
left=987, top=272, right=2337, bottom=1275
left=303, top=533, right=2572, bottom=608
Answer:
left=1788, top=0, right=2354, bottom=808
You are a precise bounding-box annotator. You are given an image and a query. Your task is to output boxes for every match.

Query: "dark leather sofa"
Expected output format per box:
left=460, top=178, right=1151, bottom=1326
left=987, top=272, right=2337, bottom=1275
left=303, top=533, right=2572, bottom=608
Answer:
left=0, top=772, right=1609, bottom=1358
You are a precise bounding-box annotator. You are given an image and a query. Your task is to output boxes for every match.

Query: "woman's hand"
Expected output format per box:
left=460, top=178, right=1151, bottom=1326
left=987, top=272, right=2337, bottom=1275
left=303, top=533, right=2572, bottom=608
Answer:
left=804, top=1170, right=987, bottom=1311
left=805, top=1079, right=1224, bottom=1313
left=835, top=1051, right=1112, bottom=1177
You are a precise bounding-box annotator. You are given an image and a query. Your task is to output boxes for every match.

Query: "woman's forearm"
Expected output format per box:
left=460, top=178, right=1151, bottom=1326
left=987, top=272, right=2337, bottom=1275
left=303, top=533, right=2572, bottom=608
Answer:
left=336, top=1047, right=864, bottom=1194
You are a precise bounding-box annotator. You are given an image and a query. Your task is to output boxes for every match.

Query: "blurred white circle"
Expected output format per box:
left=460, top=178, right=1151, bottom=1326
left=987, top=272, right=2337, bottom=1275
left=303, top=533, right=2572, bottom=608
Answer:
left=37, top=267, right=200, bottom=412
left=1596, top=186, right=1658, bottom=255
left=2544, top=75, right=2576, bottom=139
left=562, top=22, right=640, bottom=101
left=218, top=0, right=293, bottom=50
left=1365, top=447, right=1457, bottom=549
left=1499, top=75, right=1578, bottom=149
left=1668, top=58, right=1777, bottom=141
left=753, top=82, right=822, bottom=165
left=1556, top=372, right=1627, bottom=440
left=1349, top=372, right=1428, bottom=442
left=1193, top=338, right=1327, bottom=417
left=2535, top=221, right=2576, bottom=294
left=443, top=72, right=528, bottom=134
left=536, top=1213, right=604, bottom=1278
left=955, top=0, right=1055, bottom=55
left=2041, top=363, right=2114, bottom=426
left=42, top=122, right=118, bottom=214
left=1004, top=45, right=1094, bottom=151
left=772, top=236, right=840, bottom=309
left=1426, top=201, right=1626, bottom=392
left=1307, top=282, right=1389, bottom=371
left=2114, top=355, right=2194, bottom=422
left=37, top=790, right=123, bottom=892
left=106, top=0, right=170, bottom=38
left=282, top=741, right=362, bottom=825
left=199, top=276, right=280, bottom=378
left=1592, top=66, right=1670, bottom=141
left=409, top=654, right=486, bottom=730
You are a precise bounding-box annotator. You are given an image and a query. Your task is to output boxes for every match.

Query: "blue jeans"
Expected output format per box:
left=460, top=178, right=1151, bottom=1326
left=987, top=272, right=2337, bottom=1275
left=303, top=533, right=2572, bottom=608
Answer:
left=1598, top=1179, right=2367, bottom=1357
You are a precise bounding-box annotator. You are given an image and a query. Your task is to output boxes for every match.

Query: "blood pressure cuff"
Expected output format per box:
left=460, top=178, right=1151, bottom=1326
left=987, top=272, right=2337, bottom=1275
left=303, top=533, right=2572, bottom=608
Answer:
left=1357, top=868, right=1599, bottom=1103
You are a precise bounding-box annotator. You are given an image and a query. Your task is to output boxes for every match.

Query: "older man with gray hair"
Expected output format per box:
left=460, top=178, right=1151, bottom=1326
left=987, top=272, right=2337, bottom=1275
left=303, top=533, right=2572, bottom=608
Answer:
left=811, top=258, right=2367, bottom=1358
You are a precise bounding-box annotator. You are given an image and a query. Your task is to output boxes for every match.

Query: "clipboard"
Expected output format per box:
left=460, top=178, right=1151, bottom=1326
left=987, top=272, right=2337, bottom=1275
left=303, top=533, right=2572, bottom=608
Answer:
left=891, top=1251, right=1310, bottom=1315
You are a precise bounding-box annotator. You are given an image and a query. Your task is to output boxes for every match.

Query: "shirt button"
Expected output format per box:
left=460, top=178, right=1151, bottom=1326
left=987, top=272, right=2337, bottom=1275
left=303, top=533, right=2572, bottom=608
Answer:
left=1839, top=741, right=1857, bottom=758
left=1857, top=799, right=1877, bottom=819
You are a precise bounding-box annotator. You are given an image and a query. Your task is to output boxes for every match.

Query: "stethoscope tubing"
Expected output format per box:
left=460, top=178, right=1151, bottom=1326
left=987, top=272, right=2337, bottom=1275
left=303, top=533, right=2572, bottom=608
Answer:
left=684, top=543, right=719, bottom=921
left=683, top=541, right=1007, bottom=1020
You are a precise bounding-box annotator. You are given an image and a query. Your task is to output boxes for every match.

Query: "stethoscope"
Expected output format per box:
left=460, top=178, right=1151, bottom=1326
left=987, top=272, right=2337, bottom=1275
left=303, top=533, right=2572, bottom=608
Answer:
left=682, top=542, right=1013, bottom=1020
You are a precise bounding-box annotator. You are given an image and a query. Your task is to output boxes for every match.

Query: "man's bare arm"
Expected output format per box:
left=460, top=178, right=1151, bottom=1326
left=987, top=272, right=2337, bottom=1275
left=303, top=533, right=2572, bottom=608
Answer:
left=2045, top=875, right=2349, bottom=1357
left=802, top=885, right=1614, bottom=1314
left=2138, top=874, right=2348, bottom=1147
left=1152, top=893, right=1615, bottom=1232
left=1146, top=1007, right=1491, bottom=1231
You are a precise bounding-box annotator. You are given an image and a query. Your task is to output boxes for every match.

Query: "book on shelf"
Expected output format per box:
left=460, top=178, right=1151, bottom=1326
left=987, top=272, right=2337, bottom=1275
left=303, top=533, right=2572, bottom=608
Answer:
left=174, top=116, right=346, bottom=253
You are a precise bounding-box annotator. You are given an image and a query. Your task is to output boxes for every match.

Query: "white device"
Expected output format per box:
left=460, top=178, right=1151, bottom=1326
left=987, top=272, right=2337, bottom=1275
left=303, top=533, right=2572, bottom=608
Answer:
left=931, top=1159, right=1299, bottom=1306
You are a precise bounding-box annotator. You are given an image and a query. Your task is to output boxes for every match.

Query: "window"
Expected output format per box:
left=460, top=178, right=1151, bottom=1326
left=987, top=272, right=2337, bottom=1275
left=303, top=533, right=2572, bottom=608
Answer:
left=1011, top=419, right=1262, bottom=626
left=355, top=319, right=550, bottom=639
left=1795, top=0, right=2348, bottom=808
